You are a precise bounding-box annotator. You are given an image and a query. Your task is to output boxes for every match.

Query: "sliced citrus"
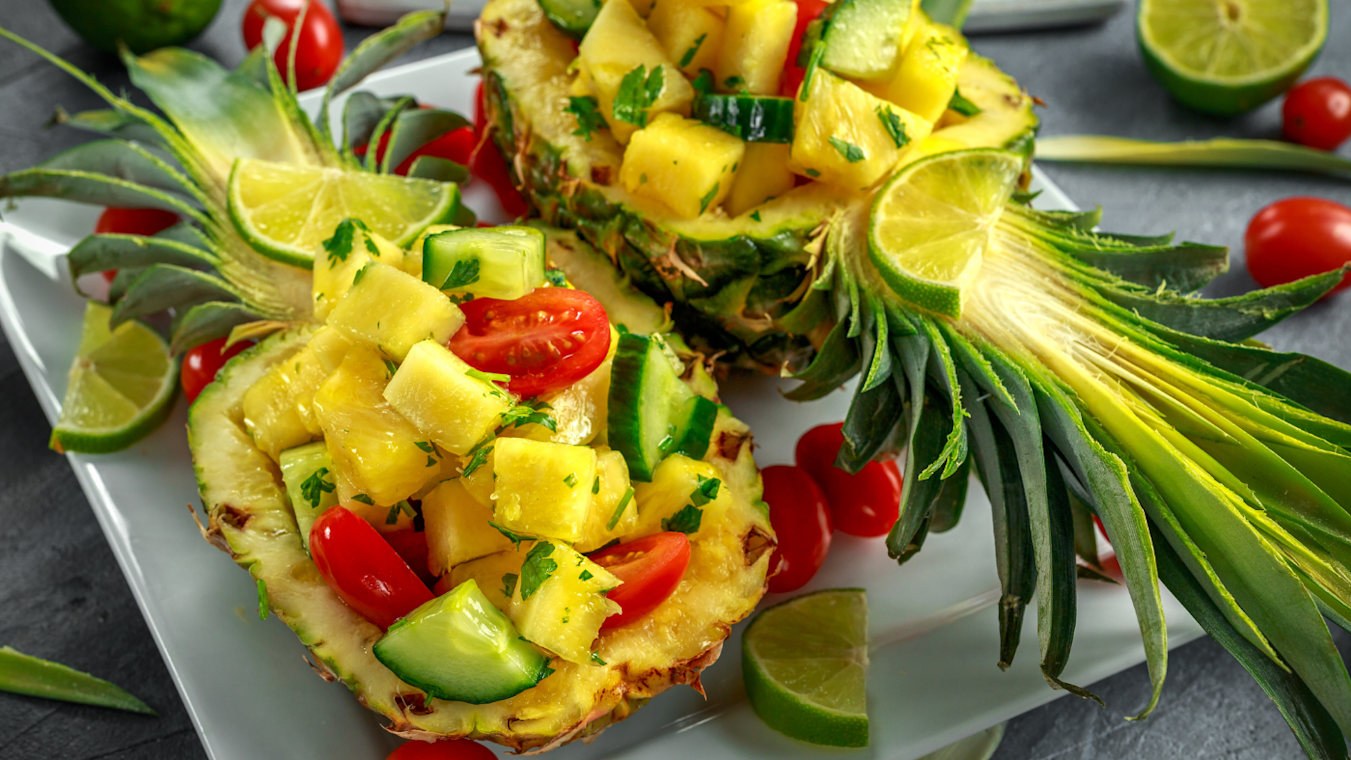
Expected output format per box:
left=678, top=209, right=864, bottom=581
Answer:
left=868, top=148, right=1021, bottom=319
left=742, top=588, right=869, bottom=748
left=1137, top=0, right=1328, bottom=116
left=227, top=158, right=462, bottom=268
left=51, top=302, right=178, bottom=454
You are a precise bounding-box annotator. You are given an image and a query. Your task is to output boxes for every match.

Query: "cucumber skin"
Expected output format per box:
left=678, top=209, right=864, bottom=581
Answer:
left=670, top=395, right=718, bottom=460
left=692, top=95, right=795, bottom=143
left=539, top=0, right=600, bottom=39
left=607, top=332, right=670, bottom=482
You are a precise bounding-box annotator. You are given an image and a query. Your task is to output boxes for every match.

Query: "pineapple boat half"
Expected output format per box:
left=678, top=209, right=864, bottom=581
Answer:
left=479, top=0, right=1351, bottom=755
left=190, top=221, right=774, bottom=750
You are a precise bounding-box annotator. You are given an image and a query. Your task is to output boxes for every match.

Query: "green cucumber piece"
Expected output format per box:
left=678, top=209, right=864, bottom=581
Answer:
left=608, top=332, right=699, bottom=481
left=692, top=94, right=795, bottom=143
left=422, top=225, right=546, bottom=300
left=818, top=0, right=913, bottom=81
left=539, top=0, right=601, bottom=39
left=373, top=579, right=552, bottom=704
left=279, top=442, right=339, bottom=550
left=668, top=394, right=718, bottom=460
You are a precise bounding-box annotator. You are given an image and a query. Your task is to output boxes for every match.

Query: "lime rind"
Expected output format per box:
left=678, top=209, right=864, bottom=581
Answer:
left=742, top=588, right=870, bottom=748
left=227, top=158, right=461, bottom=268
left=867, top=148, right=1022, bottom=319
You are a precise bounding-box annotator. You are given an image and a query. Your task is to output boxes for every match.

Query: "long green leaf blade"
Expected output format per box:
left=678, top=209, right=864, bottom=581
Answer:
left=0, top=646, right=156, bottom=715
left=319, top=11, right=447, bottom=138
left=1035, top=136, right=1351, bottom=180
left=111, top=265, right=239, bottom=328
left=172, top=302, right=264, bottom=353
left=382, top=108, right=472, bottom=174
left=68, top=234, right=218, bottom=290
left=0, top=169, right=204, bottom=223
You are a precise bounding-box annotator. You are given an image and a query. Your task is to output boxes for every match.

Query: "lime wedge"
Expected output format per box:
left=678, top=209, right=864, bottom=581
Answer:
left=227, top=158, right=461, bottom=268
left=742, top=588, right=869, bottom=748
left=1138, top=0, right=1327, bottom=116
left=867, top=148, right=1021, bottom=319
left=51, top=302, right=178, bottom=454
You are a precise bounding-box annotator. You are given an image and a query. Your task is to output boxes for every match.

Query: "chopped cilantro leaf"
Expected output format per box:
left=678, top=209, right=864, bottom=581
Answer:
left=501, top=573, right=518, bottom=598
left=414, top=441, right=436, bottom=453
left=614, top=65, right=665, bottom=127
left=680, top=33, right=707, bottom=68
left=467, top=368, right=512, bottom=386
left=580, top=569, right=594, bottom=582
left=321, top=218, right=369, bottom=265
left=607, top=487, right=635, bottom=530
left=804, top=168, right=820, bottom=178
left=350, top=493, right=374, bottom=505
left=564, top=472, right=579, bottom=488
left=300, top=467, right=334, bottom=508
left=351, top=263, right=371, bottom=286
left=690, top=474, right=722, bottom=506
left=385, top=500, right=416, bottom=525
left=592, top=476, right=601, bottom=494
left=565, top=95, right=607, bottom=141
left=590, top=652, right=607, bottom=666
left=691, top=69, right=715, bottom=96
left=439, top=258, right=481, bottom=290
left=489, top=521, right=531, bottom=549
left=427, top=455, right=439, bottom=468
left=661, top=504, right=703, bottom=534
left=829, top=136, right=865, bottom=163
left=948, top=88, right=982, bottom=116
left=462, top=444, right=493, bottom=478
left=544, top=267, right=569, bottom=287
left=699, top=182, right=720, bottom=214
left=723, top=75, right=745, bottom=91
left=750, top=211, right=761, bottom=222
left=383, top=359, right=399, bottom=378
left=520, top=541, right=558, bottom=600
left=876, top=106, right=910, bottom=149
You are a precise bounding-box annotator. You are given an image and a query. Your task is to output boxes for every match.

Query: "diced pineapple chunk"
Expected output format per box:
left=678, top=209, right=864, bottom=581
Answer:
left=502, top=338, right=615, bottom=446
left=509, top=541, right=620, bottom=664
left=629, top=453, right=732, bottom=539
left=724, top=143, right=795, bottom=217
left=647, top=0, right=724, bottom=78
left=715, top=0, right=796, bottom=95
left=312, top=346, right=434, bottom=506
left=792, top=71, right=932, bottom=190
left=422, top=479, right=515, bottom=576
left=406, top=224, right=460, bottom=281
left=863, top=22, right=968, bottom=125
left=627, top=0, right=658, bottom=16
left=459, top=448, right=496, bottom=508
left=905, top=134, right=968, bottom=164
left=286, top=327, right=353, bottom=436
left=578, top=0, right=695, bottom=144
left=493, top=438, right=597, bottom=542
left=620, top=113, right=745, bottom=219
left=383, top=340, right=514, bottom=456
left=450, top=548, right=527, bottom=613
left=242, top=363, right=312, bottom=461
left=312, top=222, right=406, bottom=320
left=575, top=448, right=639, bottom=552
left=326, top=261, right=464, bottom=362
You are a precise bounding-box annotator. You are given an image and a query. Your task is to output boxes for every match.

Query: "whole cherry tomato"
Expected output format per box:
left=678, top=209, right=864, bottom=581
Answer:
left=383, top=527, right=435, bottom=587
left=449, top=288, right=612, bottom=398
left=588, top=532, right=691, bottom=630
left=354, top=103, right=478, bottom=175
left=386, top=739, right=496, bottom=760
left=1245, top=197, right=1351, bottom=295
left=94, top=207, right=180, bottom=284
left=181, top=337, right=254, bottom=404
left=795, top=422, right=902, bottom=537
left=309, top=507, right=433, bottom=630
left=761, top=465, right=832, bottom=593
left=1283, top=77, right=1351, bottom=151
left=472, top=81, right=530, bottom=218
left=779, top=0, right=830, bottom=98
left=242, top=0, right=344, bottom=92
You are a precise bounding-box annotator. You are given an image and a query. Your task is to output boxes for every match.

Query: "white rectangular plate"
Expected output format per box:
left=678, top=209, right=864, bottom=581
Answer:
left=0, top=48, right=1202, bottom=760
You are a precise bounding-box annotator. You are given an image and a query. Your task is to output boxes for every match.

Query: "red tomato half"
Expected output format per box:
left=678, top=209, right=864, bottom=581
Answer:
left=779, top=0, right=829, bottom=98
left=310, top=507, right=433, bottom=630
left=449, top=288, right=611, bottom=398
left=182, top=337, right=253, bottom=404
left=95, top=207, right=180, bottom=283
left=386, top=740, right=496, bottom=760
left=795, top=422, right=902, bottom=537
left=473, top=81, right=530, bottom=218
left=588, top=532, right=691, bottom=630
left=1245, top=197, right=1351, bottom=295
left=762, top=465, right=832, bottom=593
left=1283, top=77, right=1351, bottom=151
left=242, top=0, right=344, bottom=92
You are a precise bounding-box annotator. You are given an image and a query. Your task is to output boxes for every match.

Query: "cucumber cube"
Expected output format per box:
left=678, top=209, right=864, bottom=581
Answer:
left=422, top=226, right=547, bottom=300
left=279, top=441, right=339, bottom=549
left=383, top=340, right=515, bottom=456
left=373, top=579, right=553, bottom=705
left=327, top=261, right=465, bottom=362
left=606, top=332, right=718, bottom=481
left=509, top=541, right=620, bottom=664
left=423, top=479, right=515, bottom=575
left=493, top=438, right=597, bottom=543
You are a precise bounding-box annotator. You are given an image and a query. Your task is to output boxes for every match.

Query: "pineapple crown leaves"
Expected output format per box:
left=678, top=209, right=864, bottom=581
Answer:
left=787, top=195, right=1351, bottom=741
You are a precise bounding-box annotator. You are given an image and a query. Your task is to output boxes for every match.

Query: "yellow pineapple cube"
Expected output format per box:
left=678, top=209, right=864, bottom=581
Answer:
left=579, top=0, right=695, bottom=144
left=492, top=438, right=597, bottom=542
left=620, top=113, right=745, bottom=219
left=863, top=22, right=969, bottom=125
left=629, top=454, right=733, bottom=539
left=242, top=363, right=312, bottom=461
left=449, top=548, right=527, bottom=612
left=422, top=479, right=515, bottom=575
left=459, top=447, right=496, bottom=508
left=792, top=71, right=932, bottom=190
left=575, top=448, right=639, bottom=552
left=286, top=327, right=353, bottom=436
left=715, top=0, right=796, bottom=95
left=509, top=541, right=620, bottom=664
left=312, top=221, right=405, bottom=320
left=383, top=340, right=514, bottom=456
left=724, top=143, right=795, bottom=217
left=326, top=261, right=464, bottom=362
left=647, top=0, right=724, bottom=78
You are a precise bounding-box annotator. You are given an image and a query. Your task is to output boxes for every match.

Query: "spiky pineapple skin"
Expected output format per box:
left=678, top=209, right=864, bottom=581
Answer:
left=188, top=327, right=775, bottom=752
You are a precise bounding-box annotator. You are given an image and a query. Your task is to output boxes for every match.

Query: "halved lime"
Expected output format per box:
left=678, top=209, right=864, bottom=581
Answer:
left=742, top=588, right=869, bottom=748
left=51, top=302, right=178, bottom=454
left=1138, top=0, right=1327, bottom=116
left=227, top=158, right=461, bottom=268
left=868, top=149, right=1021, bottom=319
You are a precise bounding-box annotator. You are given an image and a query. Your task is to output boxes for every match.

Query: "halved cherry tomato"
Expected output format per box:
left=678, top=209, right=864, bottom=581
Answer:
left=94, top=207, right=180, bottom=283
left=242, top=0, right=344, bottom=92
left=309, top=507, right=433, bottom=630
left=762, top=465, right=832, bottom=593
left=386, top=739, right=496, bottom=760
left=1283, top=77, right=1351, bottom=151
left=473, top=81, right=530, bottom=218
left=779, top=0, right=830, bottom=98
left=449, top=288, right=611, bottom=398
left=383, top=527, right=435, bottom=587
left=795, top=422, right=902, bottom=537
left=588, top=532, right=691, bottom=630
left=354, top=103, right=478, bottom=176
left=181, top=337, right=254, bottom=404
left=1245, top=197, right=1351, bottom=295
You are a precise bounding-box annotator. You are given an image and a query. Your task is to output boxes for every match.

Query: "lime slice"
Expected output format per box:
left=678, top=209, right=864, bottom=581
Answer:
left=1137, top=0, right=1327, bottom=116
left=227, top=158, right=461, bottom=268
left=742, top=588, right=869, bottom=748
left=867, top=148, right=1021, bottom=319
left=51, top=302, right=178, bottom=454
